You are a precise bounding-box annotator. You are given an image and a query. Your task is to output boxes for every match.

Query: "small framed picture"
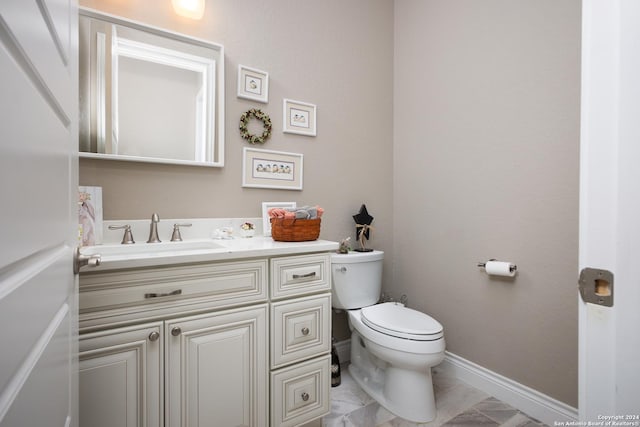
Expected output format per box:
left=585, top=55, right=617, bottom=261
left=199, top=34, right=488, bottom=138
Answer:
left=261, top=201, right=297, bottom=236
left=237, top=65, right=269, bottom=103
left=78, top=186, right=103, bottom=246
left=242, top=147, right=303, bottom=190
left=283, top=99, right=316, bottom=136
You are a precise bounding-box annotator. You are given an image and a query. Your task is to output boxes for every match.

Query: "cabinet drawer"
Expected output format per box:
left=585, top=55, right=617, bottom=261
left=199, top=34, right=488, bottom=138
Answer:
left=271, top=293, right=331, bottom=369
left=270, top=253, right=331, bottom=299
left=79, top=259, right=267, bottom=330
left=270, top=355, right=331, bottom=427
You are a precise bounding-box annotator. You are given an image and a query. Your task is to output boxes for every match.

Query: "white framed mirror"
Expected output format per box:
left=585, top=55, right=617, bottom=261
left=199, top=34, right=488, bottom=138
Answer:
left=79, top=8, right=225, bottom=167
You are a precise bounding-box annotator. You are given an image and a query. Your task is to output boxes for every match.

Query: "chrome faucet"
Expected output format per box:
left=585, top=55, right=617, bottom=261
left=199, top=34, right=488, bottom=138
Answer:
left=147, top=213, right=161, bottom=243
left=109, top=224, right=135, bottom=244
left=170, top=223, right=192, bottom=242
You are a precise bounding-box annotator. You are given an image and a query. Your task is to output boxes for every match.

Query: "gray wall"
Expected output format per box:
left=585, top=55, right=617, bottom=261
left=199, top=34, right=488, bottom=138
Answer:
left=393, top=0, right=580, bottom=406
left=80, top=0, right=581, bottom=407
left=79, top=0, right=395, bottom=301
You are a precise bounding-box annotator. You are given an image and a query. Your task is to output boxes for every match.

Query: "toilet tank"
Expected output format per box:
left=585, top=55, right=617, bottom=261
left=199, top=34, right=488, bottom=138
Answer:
left=331, top=250, right=384, bottom=309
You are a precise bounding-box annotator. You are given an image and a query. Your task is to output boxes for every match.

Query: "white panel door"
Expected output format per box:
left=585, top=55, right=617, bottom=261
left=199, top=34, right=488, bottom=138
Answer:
left=579, top=0, right=640, bottom=419
left=165, top=304, right=268, bottom=427
left=79, top=323, right=163, bottom=427
left=0, top=0, right=78, bottom=426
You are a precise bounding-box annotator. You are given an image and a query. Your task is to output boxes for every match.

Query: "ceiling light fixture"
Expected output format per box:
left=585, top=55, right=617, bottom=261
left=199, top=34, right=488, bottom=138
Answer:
left=172, top=0, right=205, bottom=20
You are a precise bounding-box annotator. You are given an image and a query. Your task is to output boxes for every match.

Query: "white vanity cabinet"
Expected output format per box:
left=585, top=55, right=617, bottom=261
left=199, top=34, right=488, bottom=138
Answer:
left=78, top=246, right=334, bottom=427
left=269, top=253, right=332, bottom=427
left=79, top=258, right=269, bottom=427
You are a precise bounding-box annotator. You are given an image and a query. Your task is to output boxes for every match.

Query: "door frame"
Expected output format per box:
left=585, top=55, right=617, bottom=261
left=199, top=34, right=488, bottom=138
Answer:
left=579, top=0, right=640, bottom=418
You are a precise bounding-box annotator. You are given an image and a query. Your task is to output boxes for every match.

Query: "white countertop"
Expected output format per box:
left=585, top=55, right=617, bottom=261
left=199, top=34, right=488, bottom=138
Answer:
left=79, top=237, right=339, bottom=272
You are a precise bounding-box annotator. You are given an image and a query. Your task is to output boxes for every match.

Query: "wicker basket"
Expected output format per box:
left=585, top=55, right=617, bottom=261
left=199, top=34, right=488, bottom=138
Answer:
left=270, top=218, right=321, bottom=242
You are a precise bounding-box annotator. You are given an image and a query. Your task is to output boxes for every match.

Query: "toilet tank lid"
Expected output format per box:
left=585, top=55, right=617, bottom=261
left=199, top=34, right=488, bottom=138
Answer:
left=331, top=250, right=384, bottom=263
left=361, top=302, right=443, bottom=337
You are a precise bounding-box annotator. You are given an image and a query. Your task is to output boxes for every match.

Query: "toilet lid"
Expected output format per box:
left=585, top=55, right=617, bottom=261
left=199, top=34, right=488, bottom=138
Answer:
left=361, top=303, right=443, bottom=341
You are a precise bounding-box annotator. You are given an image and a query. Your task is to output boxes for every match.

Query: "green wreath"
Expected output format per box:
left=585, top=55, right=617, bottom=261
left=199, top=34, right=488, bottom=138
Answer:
left=239, top=109, right=272, bottom=144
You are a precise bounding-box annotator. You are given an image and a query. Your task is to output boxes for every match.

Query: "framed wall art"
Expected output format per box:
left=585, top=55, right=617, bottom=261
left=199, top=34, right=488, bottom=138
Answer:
left=283, top=99, right=316, bottom=136
left=242, top=147, right=303, bottom=190
left=78, top=186, right=103, bottom=246
left=261, top=201, right=296, bottom=236
left=237, top=65, right=269, bottom=103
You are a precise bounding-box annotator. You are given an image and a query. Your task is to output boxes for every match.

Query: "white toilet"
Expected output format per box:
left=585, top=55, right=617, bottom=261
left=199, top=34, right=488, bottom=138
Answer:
left=331, top=250, right=445, bottom=423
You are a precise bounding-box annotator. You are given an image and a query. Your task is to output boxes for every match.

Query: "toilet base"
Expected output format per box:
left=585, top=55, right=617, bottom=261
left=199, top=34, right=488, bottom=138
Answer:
left=349, top=361, right=437, bottom=423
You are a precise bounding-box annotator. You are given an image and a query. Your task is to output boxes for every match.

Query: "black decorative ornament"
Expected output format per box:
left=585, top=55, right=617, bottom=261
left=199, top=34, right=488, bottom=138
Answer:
left=352, top=204, right=374, bottom=252
left=239, top=109, right=272, bottom=144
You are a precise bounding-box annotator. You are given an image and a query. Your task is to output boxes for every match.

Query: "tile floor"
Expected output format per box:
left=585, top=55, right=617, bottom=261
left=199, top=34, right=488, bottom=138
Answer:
left=322, top=364, right=548, bottom=427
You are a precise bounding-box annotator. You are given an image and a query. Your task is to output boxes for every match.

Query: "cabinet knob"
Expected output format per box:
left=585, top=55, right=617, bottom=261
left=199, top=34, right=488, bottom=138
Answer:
left=301, top=392, right=310, bottom=402
left=148, top=331, right=160, bottom=342
left=171, top=326, right=182, bottom=336
left=301, top=327, right=310, bottom=336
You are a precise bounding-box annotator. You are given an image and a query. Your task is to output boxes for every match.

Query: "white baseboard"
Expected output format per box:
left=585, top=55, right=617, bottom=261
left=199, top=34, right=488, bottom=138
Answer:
left=441, top=351, right=578, bottom=426
left=332, top=339, right=577, bottom=426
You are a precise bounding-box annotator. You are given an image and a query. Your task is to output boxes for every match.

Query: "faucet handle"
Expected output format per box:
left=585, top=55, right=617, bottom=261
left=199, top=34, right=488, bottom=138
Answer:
left=108, top=225, right=135, bottom=244
left=171, top=223, right=192, bottom=242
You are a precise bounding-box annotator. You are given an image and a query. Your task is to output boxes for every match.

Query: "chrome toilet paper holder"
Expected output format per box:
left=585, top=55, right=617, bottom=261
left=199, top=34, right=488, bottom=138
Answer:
left=477, top=259, right=517, bottom=273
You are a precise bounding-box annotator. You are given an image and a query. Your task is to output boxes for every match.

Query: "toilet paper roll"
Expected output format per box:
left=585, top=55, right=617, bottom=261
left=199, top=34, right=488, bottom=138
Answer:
left=485, top=261, right=516, bottom=277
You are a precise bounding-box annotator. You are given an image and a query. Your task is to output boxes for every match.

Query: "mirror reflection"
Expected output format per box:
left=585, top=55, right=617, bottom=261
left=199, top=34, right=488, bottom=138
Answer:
left=79, top=8, right=225, bottom=166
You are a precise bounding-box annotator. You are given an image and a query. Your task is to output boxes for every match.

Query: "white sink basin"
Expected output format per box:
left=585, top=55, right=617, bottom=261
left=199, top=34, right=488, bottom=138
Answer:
left=81, top=240, right=225, bottom=257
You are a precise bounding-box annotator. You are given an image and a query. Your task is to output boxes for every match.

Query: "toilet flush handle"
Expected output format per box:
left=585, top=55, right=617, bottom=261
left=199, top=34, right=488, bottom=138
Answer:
left=336, top=266, right=347, bottom=273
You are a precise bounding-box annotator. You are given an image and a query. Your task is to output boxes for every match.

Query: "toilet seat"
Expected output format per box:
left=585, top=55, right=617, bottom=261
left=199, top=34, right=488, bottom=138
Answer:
left=361, top=303, right=443, bottom=341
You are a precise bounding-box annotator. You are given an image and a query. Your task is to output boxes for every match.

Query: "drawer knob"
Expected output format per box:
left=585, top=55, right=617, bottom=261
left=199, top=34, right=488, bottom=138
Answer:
left=171, top=326, right=182, bottom=336
left=301, top=392, right=310, bottom=402
left=301, top=327, right=310, bottom=336
left=148, top=331, right=160, bottom=342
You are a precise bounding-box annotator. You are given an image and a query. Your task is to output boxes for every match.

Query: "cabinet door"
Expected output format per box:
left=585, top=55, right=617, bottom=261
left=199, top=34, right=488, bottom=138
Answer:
left=166, top=304, right=268, bottom=427
left=79, top=322, right=163, bottom=427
